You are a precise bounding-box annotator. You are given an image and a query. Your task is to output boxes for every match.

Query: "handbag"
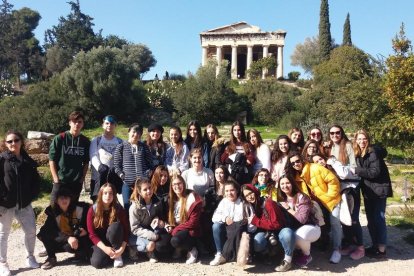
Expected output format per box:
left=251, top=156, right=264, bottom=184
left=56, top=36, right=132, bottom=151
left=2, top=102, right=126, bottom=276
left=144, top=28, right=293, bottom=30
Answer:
left=339, top=193, right=352, bottom=226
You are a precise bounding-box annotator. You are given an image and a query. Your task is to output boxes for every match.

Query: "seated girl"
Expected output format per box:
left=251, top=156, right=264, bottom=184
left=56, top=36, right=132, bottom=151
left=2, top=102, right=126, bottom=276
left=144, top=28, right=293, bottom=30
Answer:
left=87, top=183, right=129, bottom=269
left=252, top=168, right=278, bottom=201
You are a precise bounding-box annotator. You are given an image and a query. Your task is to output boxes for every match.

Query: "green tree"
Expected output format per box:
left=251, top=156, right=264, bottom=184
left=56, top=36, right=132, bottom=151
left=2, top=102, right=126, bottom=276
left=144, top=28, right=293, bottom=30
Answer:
left=44, top=0, right=102, bottom=55
left=319, top=0, right=332, bottom=61
left=60, top=46, right=149, bottom=121
left=247, top=56, right=277, bottom=79
left=121, top=44, right=157, bottom=78
left=171, top=60, right=246, bottom=124
left=45, top=45, right=73, bottom=75
left=342, top=13, right=352, bottom=46
left=103, top=34, right=128, bottom=48
left=0, top=0, right=14, bottom=79
left=291, top=36, right=321, bottom=75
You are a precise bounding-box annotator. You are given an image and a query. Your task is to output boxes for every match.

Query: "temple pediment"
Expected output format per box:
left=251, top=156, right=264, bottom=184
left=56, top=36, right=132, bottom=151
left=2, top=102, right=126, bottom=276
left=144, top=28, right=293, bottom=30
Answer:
left=201, top=21, right=261, bottom=34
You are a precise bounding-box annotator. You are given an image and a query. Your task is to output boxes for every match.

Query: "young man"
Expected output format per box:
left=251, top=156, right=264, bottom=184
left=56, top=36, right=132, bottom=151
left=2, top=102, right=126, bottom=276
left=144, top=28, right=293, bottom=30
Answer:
left=49, top=111, right=90, bottom=203
left=89, top=115, right=123, bottom=201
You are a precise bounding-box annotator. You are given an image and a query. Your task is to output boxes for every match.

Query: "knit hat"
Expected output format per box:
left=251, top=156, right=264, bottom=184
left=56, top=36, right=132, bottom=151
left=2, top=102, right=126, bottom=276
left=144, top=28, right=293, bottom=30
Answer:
left=148, top=123, right=164, bottom=134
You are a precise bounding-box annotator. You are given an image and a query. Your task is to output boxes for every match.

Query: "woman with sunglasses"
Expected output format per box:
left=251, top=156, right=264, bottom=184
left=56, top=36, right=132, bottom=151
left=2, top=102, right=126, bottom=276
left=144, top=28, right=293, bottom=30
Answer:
left=285, top=152, right=342, bottom=264
left=353, top=130, right=392, bottom=259
left=0, top=131, right=40, bottom=275
left=302, top=139, right=320, bottom=162
left=327, top=125, right=364, bottom=261
left=306, top=127, right=325, bottom=153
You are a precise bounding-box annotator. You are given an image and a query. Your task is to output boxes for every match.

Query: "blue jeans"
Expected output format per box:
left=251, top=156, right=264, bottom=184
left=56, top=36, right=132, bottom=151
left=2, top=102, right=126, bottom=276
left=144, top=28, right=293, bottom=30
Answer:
left=330, top=204, right=342, bottom=250
left=364, top=196, right=387, bottom=246
left=253, top=232, right=268, bottom=253
left=278, top=227, right=295, bottom=257
left=212, top=222, right=225, bottom=253
left=129, top=234, right=150, bottom=252
left=121, top=182, right=132, bottom=213
left=0, top=204, right=36, bottom=263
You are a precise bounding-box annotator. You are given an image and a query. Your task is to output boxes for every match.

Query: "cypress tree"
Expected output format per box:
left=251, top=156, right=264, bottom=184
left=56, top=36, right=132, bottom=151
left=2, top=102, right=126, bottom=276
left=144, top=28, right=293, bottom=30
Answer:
left=319, top=0, right=332, bottom=61
left=343, top=13, right=352, bottom=46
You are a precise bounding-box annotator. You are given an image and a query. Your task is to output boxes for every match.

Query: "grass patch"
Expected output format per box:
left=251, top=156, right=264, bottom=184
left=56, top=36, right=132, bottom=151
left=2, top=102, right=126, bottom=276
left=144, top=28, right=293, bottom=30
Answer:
left=387, top=204, right=414, bottom=245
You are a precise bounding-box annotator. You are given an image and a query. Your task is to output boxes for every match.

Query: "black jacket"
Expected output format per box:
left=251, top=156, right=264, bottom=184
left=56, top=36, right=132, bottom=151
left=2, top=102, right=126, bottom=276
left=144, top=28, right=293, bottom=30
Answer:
left=0, top=150, right=40, bottom=209
left=355, top=146, right=392, bottom=199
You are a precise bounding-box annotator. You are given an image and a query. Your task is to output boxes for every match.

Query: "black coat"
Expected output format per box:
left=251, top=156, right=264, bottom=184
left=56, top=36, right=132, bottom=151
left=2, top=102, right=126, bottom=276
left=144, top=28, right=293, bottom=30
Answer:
left=355, top=146, right=392, bottom=199
left=0, top=150, right=40, bottom=209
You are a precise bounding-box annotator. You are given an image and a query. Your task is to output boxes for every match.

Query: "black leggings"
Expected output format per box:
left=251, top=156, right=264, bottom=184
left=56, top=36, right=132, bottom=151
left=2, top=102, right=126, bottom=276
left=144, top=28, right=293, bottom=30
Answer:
left=90, top=222, right=124, bottom=269
left=41, top=235, right=91, bottom=259
left=170, top=230, right=196, bottom=251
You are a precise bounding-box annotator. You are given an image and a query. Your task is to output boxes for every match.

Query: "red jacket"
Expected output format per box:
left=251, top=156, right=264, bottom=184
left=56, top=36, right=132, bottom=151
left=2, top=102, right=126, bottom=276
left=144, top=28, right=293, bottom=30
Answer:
left=171, top=192, right=203, bottom=237
left=251, top=198, right=286, bottom=231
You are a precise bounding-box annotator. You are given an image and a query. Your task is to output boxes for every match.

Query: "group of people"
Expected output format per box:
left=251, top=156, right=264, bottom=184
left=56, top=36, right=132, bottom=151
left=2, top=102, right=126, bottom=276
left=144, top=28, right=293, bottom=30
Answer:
left=0, top=111, right=392, bottom=275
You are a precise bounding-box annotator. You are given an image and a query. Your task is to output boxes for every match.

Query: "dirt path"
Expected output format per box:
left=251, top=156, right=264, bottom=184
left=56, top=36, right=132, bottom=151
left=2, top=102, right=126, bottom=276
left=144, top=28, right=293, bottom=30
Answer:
left=5, top=212, right=414, bottom=276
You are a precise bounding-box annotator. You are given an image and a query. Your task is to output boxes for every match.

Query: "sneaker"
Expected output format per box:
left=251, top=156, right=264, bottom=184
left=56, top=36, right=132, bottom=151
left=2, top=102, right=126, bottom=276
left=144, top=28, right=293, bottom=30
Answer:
left=172, top=248, right=182, bottom=259
left=185, top=247, right=198, bottom=264
left=26, top=255, right=40, bottom=268
left=330, top=250, right=341, bottom=264
left=128, top=247, right=139, bottom=262
left=113, top=257, right=123, bottom=268
left=147, top=251, right=158, bottom=263
left=209, top=253, right=226, bottom=266
left=340, top=246, right=355, bottom=256
left=38, top=250, right=48, bottom=258
left=41, top=257, right=57, bottom=270
left=350, top=246, right=365, bottom=260
left=295, top=254, right=312, bottom=267
left=0, top=262, right=11, bottom=276
left=275, top=260, right=292, bottom=272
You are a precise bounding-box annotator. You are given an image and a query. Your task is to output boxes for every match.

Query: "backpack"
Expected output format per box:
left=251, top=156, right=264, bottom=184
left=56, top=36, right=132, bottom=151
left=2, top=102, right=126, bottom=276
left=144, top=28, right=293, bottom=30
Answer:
left=230, top=153, right=250, bottom=184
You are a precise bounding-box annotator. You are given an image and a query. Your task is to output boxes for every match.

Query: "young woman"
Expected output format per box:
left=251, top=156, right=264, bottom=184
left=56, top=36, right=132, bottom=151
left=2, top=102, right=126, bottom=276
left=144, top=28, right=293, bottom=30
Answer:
left=302, top=139, right=321, bottom=162
left=353, top=130, right=392, bottom=259
left=146, top=123, right=167, bottom=168
left=181, top=148, right=215, bottom=197
left=184, top=121, right=203, bottom=151
left=306, top=127, right=325, bottom=153
left=129, top=178, right=167, bottom=263
left=327, top=125, right=363, bottom=260
left=221, top=121, right=255, bottom=184
left=210, top=181, right=245, bottom=266
left=37, top=188, right=91, bottom=269
left=0, top=131, right=40, bottom=275
left=270, top=135, right=291, bottom=184
left=114, top=124, right=152, bottom=212
left=288, top=127, right=305, bottom=152
left=285, top=153, right=342, bottom=264
left=278, top=175, right=321, bottom=267
left=252, top=168, right=277, bottom=201
left=214, top=165, right=230, bottom=198
left=151, top=165, right=170, bottom=200
left=203, top=124, right=223, bottom=170
left=164, top=175, right=203, bottom=264
left=247, top=129, right=271, bottom=173
left=166, top=126, right=189, bottom=175
left=241, top=184, right=294, bottom=272
left=87, top=184, right=129, bottom=268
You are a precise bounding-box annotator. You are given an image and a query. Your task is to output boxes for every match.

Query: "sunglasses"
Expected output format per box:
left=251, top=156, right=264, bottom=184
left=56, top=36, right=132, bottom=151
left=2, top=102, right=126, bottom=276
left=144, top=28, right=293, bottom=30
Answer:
left=291, top=159, right=302, bottom=166
left=6, top=139, right=20, bottom=144
left=329, top=131, right=341, bottom=136
left=311, top=132, right=321, bottom=137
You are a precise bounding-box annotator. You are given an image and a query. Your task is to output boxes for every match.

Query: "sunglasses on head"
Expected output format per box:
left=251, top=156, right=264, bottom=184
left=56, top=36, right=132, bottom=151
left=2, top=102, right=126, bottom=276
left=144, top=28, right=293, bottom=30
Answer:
left=330, top=131, right=341, bottom=136
left=6, top=138, right=20, bottom=144
left=291, top=159, right=301, bottom=166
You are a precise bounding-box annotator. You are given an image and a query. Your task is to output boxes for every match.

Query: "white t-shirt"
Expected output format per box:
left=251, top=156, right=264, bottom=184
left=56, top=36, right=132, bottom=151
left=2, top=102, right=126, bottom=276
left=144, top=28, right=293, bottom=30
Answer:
left=90, top=135, right=122, bottom=170
left=182, top=167, right=214, bottom=196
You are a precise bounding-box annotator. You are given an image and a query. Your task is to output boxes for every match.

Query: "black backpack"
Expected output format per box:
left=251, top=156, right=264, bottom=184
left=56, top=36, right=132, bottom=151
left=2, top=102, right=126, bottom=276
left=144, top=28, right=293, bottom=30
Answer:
left=230, top=153, right=250, bottom=184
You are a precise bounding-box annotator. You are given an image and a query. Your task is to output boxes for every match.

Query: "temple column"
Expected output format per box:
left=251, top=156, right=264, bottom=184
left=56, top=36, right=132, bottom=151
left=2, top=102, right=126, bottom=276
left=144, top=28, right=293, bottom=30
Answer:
left=216, top=46, right=222, bottom=76
left=262, top=45, right=269, bottom=79
left=231, top=45, right=238, bottom=79
left=201, top=46, right=208, bottom=66
left=276, top=45, right=284, bottom=79
left=246, top=45, right=253, bottom=79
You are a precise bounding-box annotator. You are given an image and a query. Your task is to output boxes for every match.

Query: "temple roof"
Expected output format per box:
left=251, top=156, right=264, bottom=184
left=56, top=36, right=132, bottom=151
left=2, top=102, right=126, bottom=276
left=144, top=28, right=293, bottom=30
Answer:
left=201, top=21, right=262, bottom=34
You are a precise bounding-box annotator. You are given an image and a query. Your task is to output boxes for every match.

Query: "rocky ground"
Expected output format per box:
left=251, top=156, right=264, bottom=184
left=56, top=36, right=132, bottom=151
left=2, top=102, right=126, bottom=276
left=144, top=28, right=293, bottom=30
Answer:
left=5, top=211, right=414, bottom=276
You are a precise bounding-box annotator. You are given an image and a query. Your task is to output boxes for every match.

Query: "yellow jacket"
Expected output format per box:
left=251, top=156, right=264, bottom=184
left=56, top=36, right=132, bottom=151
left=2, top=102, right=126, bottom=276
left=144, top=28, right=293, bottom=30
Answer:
left=295, top=163, right=341, bottom=212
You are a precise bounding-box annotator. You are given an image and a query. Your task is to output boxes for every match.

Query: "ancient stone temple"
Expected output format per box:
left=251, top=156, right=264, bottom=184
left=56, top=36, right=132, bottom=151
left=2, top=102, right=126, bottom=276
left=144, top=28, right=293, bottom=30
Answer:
left=200, top=22, right=286, bottom=79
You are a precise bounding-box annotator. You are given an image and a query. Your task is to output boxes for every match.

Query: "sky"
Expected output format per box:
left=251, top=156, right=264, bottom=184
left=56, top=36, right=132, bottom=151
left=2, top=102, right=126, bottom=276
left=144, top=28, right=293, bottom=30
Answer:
left=11, top=0, right=414, bottom=80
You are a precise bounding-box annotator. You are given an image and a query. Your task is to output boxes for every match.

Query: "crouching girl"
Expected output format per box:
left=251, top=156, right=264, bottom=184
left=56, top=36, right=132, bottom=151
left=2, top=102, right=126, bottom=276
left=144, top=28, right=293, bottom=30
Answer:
left=37, top=188, right=91, bottom=270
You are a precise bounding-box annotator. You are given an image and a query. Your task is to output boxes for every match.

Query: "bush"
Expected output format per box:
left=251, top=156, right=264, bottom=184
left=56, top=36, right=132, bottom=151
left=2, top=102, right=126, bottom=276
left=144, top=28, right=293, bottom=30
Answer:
left=288, top=71, right=301, bottom=81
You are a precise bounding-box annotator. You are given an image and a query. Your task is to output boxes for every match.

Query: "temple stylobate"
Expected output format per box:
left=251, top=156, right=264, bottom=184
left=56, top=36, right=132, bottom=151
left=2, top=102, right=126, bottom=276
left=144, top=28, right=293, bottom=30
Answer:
left=200, top=22, right=286, bottom=79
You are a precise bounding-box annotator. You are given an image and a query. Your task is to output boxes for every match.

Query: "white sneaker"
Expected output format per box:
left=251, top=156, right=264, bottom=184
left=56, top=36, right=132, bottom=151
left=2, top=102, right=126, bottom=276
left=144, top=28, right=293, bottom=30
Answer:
left=26, top=255, right=40, bottom=268
left=185, top=247, right=198, bottom=264
left=113, top=257, right=123, bottom=268
left=147, top=251, right=158, bottom=263
left=330, top=250, right=342, bottom=264
left=209, top=253, right=226, bottom=266
left=0, top=262, right=11, bottom=276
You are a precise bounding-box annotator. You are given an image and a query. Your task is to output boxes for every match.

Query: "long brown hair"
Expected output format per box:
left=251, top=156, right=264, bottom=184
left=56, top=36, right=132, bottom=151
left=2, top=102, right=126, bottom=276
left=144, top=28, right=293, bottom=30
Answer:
left=328, top=124, right=351, bottom=165
left=203, top=124, right=220, bottom=145
left=1, top=130, right=25, bottom=152
left=353, top=129, right=371, bottom=158
left=130, top=177, right=152, bottom=204
left=168, top=174, right=190, bottom=226
left=227, top=120, right=251, bottom=155
left=93, top=183, right=119, bottom=228
left=271, top=135, right=291, bottom=163
left=247, top=128, right=264, bottom=149
left=169, top=126, right=184, bottom=156
left=302, top=139, right=321, bottom=162
left=151, top=165, right=170, bottom=193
